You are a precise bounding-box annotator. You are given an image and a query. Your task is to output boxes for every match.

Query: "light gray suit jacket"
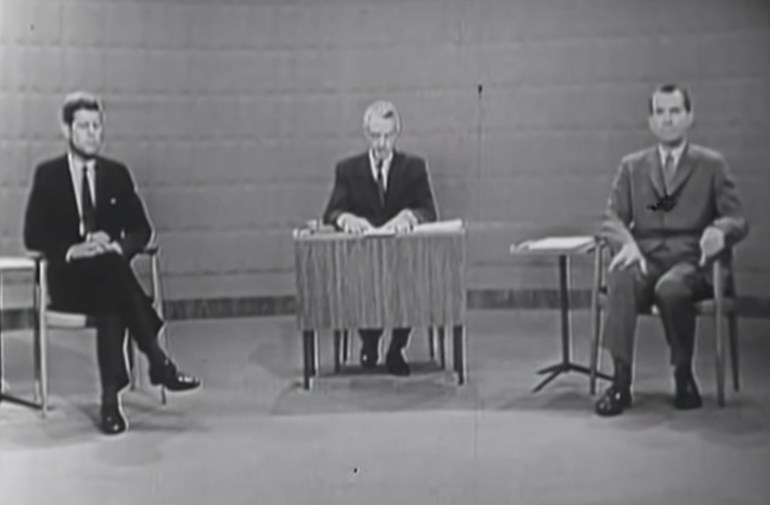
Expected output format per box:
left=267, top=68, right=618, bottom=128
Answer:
left=601, top=143, right=748, bottom=264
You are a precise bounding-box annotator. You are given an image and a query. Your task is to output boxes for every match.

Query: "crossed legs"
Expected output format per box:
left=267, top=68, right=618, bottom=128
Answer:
left=52, top=252, right=200, bottom=434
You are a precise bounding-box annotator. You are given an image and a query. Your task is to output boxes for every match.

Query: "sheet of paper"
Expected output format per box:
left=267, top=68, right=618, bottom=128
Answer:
left=412, top=219, right=464, bottom=233
left=514, top=235, right=594, bottom=252
left=362, top=227, right=397, bottom=237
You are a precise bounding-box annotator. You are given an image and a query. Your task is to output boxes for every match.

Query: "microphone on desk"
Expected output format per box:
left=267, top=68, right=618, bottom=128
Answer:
left=303, top=219, right=336, bottom=234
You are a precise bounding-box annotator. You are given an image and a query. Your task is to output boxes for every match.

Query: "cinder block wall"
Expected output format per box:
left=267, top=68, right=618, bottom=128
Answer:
left=1, top=0, right=768, bottom=305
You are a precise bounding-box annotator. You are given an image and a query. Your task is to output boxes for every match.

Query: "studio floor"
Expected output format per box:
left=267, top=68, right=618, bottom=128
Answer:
left=1, top=310, right=770, bottom=505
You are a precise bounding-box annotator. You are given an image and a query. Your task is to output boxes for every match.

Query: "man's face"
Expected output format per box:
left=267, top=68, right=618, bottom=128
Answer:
left=365, top=115, right=398, bottom=161
left=648, top=90, right=692, bottom=145
left=65, top=109, right=103, bottom=159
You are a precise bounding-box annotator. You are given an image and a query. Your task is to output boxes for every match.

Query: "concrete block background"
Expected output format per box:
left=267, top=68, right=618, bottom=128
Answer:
left=1, top=0, right=768, bottom=303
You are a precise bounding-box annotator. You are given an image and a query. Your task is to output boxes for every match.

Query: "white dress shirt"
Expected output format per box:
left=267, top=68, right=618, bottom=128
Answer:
left=369, top=150, right=393, bottom=190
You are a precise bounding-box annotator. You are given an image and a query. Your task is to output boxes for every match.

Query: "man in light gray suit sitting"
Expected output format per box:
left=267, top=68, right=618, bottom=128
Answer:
left=596, top=83, right=749, bottom=416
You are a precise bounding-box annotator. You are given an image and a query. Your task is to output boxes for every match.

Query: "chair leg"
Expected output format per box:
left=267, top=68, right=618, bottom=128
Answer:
left=127, top=335, right=137, bottom=390
left=728, top=313, right=740, bottom=392
left=35, top=272, right=49, bottom=416
left=715, top=312, right=726, bottom=408
left=589, top=305, right=602, bottom=395
left=32, top=313, right=42, bottom=404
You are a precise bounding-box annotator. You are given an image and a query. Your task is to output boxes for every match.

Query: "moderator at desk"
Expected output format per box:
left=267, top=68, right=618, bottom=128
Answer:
left=293, top=222, right=467, bottom=389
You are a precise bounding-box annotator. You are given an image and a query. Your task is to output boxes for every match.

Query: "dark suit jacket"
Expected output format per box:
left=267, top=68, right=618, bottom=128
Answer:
left=601, top=143, right=748, bottom=264
left=322, top=151, right=437, bottom=228
left=24, top=154, right=153, bottom=307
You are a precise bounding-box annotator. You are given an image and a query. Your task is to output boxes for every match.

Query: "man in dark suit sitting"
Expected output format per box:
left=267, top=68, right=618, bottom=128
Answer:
left=24, top=92, right=200, bottom=435
left=596, top=84, right=748, bottom=416
left=322, top=100, right=438, bottom=376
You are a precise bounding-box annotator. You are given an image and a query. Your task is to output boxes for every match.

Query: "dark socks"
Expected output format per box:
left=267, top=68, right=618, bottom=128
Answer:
left=613, top=358, right=632, bottom=389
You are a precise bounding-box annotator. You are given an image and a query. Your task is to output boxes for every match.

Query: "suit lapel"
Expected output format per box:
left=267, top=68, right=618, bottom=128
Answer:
left=647, top=149, right=667, bottom=197
left=54, top=155, right=81, bottom=227
left=356, top=154, right=384, bottom=216
left=94, top=157, right=105, bottom=211
left=384, top=151, right=404, bottom=212
left=667, top=144, right=697, bottom=196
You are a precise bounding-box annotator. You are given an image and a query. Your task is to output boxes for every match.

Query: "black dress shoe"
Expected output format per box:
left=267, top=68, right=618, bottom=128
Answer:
left=100, top=402, right=127, bottom=435
left=595, top=384, right=632, bottom=417
left=360, top=344, right=379, bottom=370
left=385, top=351, right=411, bottom=376
left=150, top=360, right=201, bottom=392
left=674, top=372, right=702, bottom=410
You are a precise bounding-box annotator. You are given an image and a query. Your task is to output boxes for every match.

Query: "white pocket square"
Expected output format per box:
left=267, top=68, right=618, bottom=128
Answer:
left=110, top=197, right=117, bottom=205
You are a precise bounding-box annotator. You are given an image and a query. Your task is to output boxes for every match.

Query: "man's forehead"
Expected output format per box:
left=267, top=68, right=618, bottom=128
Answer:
left=366, top=116, right=397, bottom=134
left=651, top=90, right=686, bottom=109
left=72, top=109, right=102, bottom=122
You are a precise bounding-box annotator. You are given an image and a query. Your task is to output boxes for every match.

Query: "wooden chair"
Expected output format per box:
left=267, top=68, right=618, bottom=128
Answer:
left=28, top=245, right=167, bottom=416
left=589, top=238, right=740, bottom=407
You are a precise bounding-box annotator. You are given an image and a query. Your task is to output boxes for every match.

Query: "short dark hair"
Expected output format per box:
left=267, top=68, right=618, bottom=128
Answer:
left=648, top=83, right=692, bottom=114
left=61, top=92, right=102, bottom=125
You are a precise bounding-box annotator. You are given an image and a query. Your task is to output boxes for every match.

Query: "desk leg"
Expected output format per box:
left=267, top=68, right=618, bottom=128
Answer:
left=342, top=330, right=350, bottom=364
left=333, top=330, right=342, bottom=373
left=453, top=325, right=465, bottom=385
left=438, top=326, right=446, bottom=370
left=533, top=255, right=611, bottom=393
left=302, top=330, right=315, bottom=390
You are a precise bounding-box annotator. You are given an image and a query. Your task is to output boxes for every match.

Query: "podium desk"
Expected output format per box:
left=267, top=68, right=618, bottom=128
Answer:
left=294, top=227, right=467, bottom=389
left=510, top=236, right=612, bottom=393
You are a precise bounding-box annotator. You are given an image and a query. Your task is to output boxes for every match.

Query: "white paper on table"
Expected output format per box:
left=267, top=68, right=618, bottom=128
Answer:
left=412, top=219, right=464, bottom=233
left=512, top=235, right=594, bottom=253
left=362, top=227, right=397, bottom=237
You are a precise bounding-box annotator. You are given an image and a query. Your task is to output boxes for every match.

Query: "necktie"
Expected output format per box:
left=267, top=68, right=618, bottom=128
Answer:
left=81, top=165, right=96, bottom=235
left=663, top=153, right=675, bottom=194
left=375, top=160, right=386, bottom=205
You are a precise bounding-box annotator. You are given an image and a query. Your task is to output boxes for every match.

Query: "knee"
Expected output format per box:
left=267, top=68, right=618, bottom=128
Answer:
left=654, top=277, right=690, bottom=306
left=607, top=266, right=643, bottom=292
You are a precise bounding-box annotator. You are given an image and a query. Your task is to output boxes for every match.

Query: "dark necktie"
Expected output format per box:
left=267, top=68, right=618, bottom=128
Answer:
left=663, top=153, right=675, bottom=194
left=375, top=160, right=386, bottom=205
left=81, top=165, right=96, bottom=235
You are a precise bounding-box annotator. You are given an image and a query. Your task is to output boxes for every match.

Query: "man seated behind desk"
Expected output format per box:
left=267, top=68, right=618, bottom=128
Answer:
left=322, top=100, right=438, bottom=376
left=24, top=92, right=200, bottom=435
left=596, top=83, right=748, bottom=417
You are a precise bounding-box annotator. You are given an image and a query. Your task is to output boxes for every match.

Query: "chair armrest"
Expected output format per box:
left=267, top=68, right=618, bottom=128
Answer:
left=26, top=250, right=44, bottom=262
left=138, top=243, right=160, bottom=256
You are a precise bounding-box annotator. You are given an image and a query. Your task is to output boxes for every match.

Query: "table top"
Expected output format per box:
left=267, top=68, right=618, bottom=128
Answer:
left=0, top=256, right=36, bottom=271
left=510, top=235, right=595, bottom=256
left=294, top=219, right=466, bottom=242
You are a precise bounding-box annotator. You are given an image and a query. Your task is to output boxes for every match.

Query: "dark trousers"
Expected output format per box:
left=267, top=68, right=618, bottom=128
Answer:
left=359, top=328, right=411, bottom=354
left=49, top=252, right=165, bottom=395
left=602, top=256, right=712, bottom=370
